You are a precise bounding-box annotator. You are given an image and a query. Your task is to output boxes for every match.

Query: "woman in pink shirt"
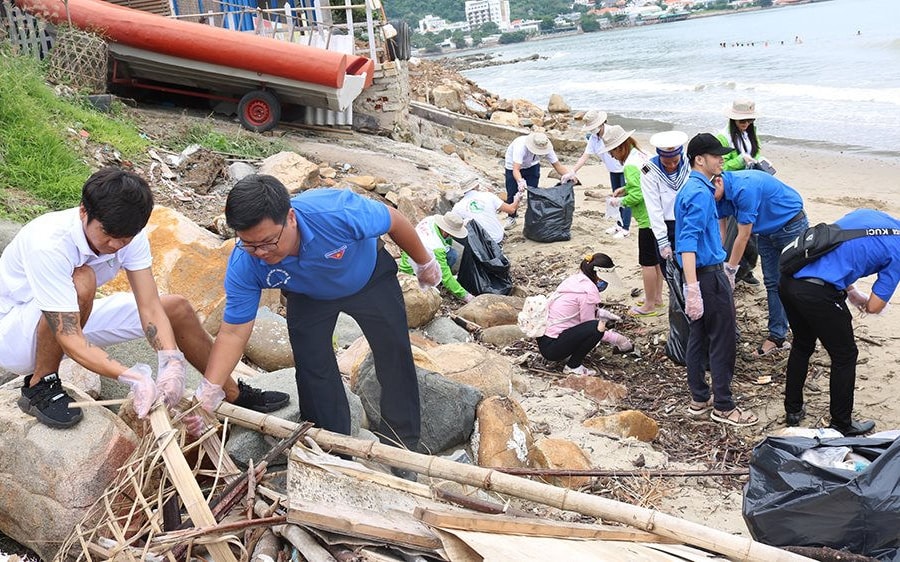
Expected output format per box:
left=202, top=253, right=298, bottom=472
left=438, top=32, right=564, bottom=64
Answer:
left=538, top=253, right=633, bottom=376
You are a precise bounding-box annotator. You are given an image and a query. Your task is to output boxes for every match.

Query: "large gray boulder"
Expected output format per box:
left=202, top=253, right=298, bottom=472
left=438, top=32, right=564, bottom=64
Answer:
left=225, top=368, right=365, bottom=469
left=334, top=312, right=364, bottom=349
left=245, top=307, right=293, bottom=371
left=0, top=220, right=22, bottom=256
left=354, top=353, right=483, bottom=454
left=0, top=385, right=139, bottom=561
left=419, top=316, right=471, bottom=344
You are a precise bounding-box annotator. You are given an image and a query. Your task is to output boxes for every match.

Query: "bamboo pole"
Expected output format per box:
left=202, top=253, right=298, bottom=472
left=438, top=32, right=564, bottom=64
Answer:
left=149, top=406, right=238, bottom=562
left=215, top=403, right=811, bottom=562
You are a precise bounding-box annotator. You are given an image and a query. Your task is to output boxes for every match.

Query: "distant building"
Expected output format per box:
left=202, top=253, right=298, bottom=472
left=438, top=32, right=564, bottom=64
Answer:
left=465, top=0, right=511, bottom=31
left=507, top=18, right=540, bottom=33
left=418, top=14, right=471, bottom=34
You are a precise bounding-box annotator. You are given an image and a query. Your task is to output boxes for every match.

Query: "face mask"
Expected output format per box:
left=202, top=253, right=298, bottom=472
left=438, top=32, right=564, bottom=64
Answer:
left=596, top=279, right=609, bottom=293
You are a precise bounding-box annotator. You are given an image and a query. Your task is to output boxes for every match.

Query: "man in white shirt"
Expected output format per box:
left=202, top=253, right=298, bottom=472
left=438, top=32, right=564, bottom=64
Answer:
left=0, top=168, right=287, bottom=428
left=452, top=177, right=520, bottom=244
left=503, top=132, right=570, bottom=228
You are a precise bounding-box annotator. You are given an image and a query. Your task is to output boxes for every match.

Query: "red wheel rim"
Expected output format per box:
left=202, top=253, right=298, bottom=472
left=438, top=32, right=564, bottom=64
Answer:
left=243, top=98, right=271, bottom=126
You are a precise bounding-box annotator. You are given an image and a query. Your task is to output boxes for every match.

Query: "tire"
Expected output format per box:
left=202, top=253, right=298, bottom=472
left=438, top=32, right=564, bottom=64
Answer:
left=238, top=89, right=281, bottom=132
left=387, top=19, right=411, bottom=61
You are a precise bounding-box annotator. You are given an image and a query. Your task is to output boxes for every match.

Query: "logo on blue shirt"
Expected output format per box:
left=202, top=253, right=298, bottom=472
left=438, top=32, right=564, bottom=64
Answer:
left=325, top=245, right=347, bottom=260
left=265, top=269, right=291, bottom=288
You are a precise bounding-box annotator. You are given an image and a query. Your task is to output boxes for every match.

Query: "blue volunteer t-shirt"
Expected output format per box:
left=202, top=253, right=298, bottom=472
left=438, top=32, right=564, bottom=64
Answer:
left=675, top=171, right=726, bottom=269
left=716, top=170, right=804, bottom=235
left=795, top=209, right=900, bottom=301
left=223, top=189, right=391, bottom=324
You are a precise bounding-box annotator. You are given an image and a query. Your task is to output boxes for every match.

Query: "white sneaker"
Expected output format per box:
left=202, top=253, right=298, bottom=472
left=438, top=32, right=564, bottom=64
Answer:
left=613, top=228, right=630, bottom=239
left=563, top=364, right=597, bottom=376
left=504, top=216, right=518, bottom=230
left=604, top=224, right=620, bottom=235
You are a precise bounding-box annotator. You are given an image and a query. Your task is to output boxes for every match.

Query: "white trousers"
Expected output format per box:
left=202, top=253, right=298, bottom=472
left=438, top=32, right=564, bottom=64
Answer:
left=0, top=293, right=145, bottom=375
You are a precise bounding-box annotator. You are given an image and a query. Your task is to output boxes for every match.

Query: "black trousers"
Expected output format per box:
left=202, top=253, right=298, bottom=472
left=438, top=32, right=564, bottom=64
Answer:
left=284, top=249, right=421, bottom=451
left=686, top=268, right=736, bottom=411
left=780, top=276, right=858, bottom=426
left=537, top=320, right=603, bottom=368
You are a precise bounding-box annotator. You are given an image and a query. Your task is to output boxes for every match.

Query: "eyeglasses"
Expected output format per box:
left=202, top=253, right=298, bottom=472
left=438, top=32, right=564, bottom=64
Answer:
left=737, top=119, right=755, bottom=125
left=237, top=221, right=286, bottom=254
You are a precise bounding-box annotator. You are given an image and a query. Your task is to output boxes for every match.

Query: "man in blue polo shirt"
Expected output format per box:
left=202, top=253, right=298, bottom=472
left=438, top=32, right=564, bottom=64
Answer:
left=715, top=170, right=807, bottom=356
left=192, top=175, right=440, bottom=478
left=781, top=209, right=900, bottom=436
left=675, top=133, right=757, bottom=427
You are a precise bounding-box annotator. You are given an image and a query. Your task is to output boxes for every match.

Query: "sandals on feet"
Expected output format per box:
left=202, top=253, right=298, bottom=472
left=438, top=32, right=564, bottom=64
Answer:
left=686, top=397, right=714, bottom=418
left=711, top=407, right=759, bottom=427
left=628, top=306, right=663, bottom=318
left=756, top=338, right=791, bottom=357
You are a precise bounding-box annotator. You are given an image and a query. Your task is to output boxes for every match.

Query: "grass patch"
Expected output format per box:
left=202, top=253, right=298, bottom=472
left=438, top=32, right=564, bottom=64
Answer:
left=0, top=50, right=148, bottom=217
left=170, top=123, right=287, bottom=159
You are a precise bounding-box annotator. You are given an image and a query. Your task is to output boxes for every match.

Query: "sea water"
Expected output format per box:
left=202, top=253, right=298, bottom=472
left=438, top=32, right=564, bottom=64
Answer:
left=461, top=0, right=900, bottom=156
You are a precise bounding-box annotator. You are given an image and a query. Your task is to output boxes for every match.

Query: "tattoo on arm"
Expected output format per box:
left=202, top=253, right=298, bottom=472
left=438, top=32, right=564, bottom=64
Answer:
left=43, top=311, right=81, bottom=336
left=145, top=323, right=162, bottom=351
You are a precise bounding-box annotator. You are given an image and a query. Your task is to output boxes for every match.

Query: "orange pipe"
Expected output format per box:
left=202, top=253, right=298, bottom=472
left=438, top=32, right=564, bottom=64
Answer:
left=17, top=0, right=375, bottom=89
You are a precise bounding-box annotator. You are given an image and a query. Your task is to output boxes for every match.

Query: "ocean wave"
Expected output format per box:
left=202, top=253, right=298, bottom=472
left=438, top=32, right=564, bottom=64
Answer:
left=751, top=83, right=900, bottom=105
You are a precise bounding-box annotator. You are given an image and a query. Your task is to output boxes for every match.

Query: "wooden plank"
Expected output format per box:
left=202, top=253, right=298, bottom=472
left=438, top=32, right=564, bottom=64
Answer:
left=148, top=406, right=238, bottom=562
left=415, top=507, right=679, bottom=544
left=288, top=500, right=442, bottom=551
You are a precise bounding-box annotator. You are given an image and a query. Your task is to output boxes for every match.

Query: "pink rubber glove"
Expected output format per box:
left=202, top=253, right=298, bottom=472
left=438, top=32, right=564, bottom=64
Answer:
left=182, top=414, right=208, bottom=439
left=516, top=178, right=527, bottom=192
left=847, top=288, right=868, bottom=311
left=157, top=350, right=187, bottom=409
left=608, top=197, right=622, bottom=208
left=596, top=308, right=621, bottom=322
left=119, top=363, right=158, bottom=418
left=412, top=257, right=441, bottom=290
left=724, top=263, right=739, bottom=290
left=659, top=245, right=673, bottom=261
left=560, top=172, right=576, bottom=184
left=601, top=330, right=633, bottom=352
left=684, top=282, right=704, bottom=321
left=463, top=293, right=475, bottom=303
left=194, top=378, right=226, bottom=413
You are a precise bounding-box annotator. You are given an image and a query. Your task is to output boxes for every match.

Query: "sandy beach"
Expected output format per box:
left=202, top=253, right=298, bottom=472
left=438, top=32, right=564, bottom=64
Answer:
left=458, top=134, right=900, bottom=535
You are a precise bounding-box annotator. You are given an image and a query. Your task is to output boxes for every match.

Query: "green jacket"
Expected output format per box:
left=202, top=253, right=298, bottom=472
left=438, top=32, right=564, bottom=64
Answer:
left=398, top=219, right=468, bottom=299
left=620, top=149, right=650, bottom=228
left=716, top=130, right=763, bottom=172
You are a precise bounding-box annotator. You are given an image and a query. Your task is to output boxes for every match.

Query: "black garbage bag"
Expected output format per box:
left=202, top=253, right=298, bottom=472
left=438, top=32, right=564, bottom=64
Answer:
left=723, top=215, right=759, bottom=278
left=663, top=258, right=690, bottom=366
left=743, top=435, right=900, bottom=560
left=457, top=220, right=512, bottom=296
left=523, top=182, right=574, bottom=243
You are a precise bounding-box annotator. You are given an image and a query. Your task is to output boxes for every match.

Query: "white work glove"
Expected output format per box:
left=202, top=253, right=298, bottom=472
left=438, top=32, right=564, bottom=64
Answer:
left=516, top=178, right=527, bottom=192
left=608, top=197, right=622, bottom=208
left=596, top=308, right=621, bottom=322
left=724, top=263, right=739, bottom=290
left=412, top=256, right=441, bottom=290
left=156, top=350, right=187, bottom=409
left=742, top=154, right=756, bottom=165
left=684, top=282, right=704, bottom=321
left=463, top=293, right=475, bottom=303
left=512, top=192, right=523, bottom=205
left=194, top=378, right=226, bottom=413
left=659, top=245, right=673, bottom=261
left=560, top=172, right=576, bottom=184
left=119, top=363, right=158, bottom=418
left=847, top=288, right=868, bottom=311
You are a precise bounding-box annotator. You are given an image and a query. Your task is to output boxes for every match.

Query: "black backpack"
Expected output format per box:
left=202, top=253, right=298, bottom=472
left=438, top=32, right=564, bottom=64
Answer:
left=779, top=223, right=900, bottom=276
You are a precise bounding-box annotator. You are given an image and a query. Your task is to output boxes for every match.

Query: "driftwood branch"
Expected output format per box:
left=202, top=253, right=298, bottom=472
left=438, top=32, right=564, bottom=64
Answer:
left=783, top=545, right=878, bottom=562
left=494, top=468, right=750, bottom=478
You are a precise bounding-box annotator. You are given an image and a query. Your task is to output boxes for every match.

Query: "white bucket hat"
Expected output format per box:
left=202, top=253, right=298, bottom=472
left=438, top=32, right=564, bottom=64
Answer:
left=459, top=177, right=480, bottom=193
left=434, top=211, right=468, bottom=239
left=726, top=99, right=758, bottom=121
left=598, top=125, right=635, bottom=154
left=649, top=130, right=688, bottom=150
left=524, top=132, right=553, bottom=155
left=581, top=110, right=608, bottom=132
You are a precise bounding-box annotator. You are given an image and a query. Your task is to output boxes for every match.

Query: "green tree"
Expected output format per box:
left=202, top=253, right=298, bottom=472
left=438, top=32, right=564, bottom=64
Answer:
left=479, top=21, right=499, bottom=35
left=470, top=30, right=484, bottom=46
left=498, top=30, right=529, bottom=44
left=450, top=30, right=466, bottom=49
left=580, top=14, right=600, bottom=32
left=540, top=17, right=555, bottom=32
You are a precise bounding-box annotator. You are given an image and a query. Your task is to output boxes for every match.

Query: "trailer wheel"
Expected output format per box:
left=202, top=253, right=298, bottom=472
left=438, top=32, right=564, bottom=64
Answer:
left=238, top=90, right=281, bottom=132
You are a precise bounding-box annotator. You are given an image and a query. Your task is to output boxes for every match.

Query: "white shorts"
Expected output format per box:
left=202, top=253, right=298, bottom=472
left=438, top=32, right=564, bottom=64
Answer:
left=0, top=292, right=145, bottom=375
